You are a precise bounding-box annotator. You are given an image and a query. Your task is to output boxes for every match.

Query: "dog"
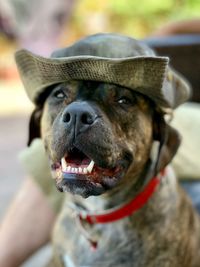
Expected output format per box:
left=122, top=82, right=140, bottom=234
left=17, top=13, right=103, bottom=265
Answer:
left=15, top=33, right=200, bottom=267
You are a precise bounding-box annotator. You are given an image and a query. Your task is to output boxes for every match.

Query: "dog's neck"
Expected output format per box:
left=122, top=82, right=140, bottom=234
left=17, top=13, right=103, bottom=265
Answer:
left=64, top=165, right=178, bottom=251
left=69, top=160, right=166, bottom=213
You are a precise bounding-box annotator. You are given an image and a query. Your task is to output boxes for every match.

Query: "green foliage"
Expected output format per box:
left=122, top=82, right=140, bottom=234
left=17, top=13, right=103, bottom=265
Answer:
left=107, top=0, right=200, bottom=36
left=108, top=0, right=174, bottom=16
left=68, top=0, right=200, bottom=39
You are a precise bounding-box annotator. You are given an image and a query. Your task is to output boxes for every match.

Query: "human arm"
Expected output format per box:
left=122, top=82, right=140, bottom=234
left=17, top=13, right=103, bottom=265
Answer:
left=0, top=178, right=56, bottom=267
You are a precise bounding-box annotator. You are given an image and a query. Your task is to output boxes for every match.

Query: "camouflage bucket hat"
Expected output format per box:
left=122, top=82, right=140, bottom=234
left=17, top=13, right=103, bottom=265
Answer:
left=15, top=33, right=191, bottom=109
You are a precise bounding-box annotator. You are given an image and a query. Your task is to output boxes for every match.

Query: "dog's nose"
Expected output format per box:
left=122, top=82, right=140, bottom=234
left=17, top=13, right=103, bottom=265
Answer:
left=62, top=102, right=96, bottom=134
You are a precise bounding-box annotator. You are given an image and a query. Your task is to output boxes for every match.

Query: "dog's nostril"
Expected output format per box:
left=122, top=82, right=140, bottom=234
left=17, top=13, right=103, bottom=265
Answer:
left=63, top=112, right=94, bottom=125
left=63, top=113, right=71, bottom=123
left=81, top=112, right=94, bottom=125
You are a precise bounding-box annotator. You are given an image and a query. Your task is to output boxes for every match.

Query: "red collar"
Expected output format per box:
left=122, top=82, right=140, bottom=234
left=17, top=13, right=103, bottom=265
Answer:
left=79, top=169, right=166, bottom=225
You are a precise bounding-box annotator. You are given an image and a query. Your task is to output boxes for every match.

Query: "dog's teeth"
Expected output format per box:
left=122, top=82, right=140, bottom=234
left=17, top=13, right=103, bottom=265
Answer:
left=83, top=168, right=88, bottom=174
left=61, top=158, right=67, bottom=171
left=67, top=166, right=71, bottom=172
left=61, top=160, right=95, bottom=174
left=87, top=160, right=95, bottom=173
left=71, top=167, right=78, bottom=173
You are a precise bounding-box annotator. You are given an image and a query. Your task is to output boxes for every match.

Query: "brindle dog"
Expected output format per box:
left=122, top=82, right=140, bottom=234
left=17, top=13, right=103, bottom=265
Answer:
left=30, top=78, right=200, bottom=266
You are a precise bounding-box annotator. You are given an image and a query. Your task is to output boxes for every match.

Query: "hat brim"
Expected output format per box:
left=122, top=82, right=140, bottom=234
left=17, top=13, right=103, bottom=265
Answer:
left=15, top=49, right=190, bottom=109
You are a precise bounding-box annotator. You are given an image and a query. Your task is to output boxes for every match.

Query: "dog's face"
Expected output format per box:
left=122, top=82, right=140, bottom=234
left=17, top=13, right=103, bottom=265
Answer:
left=40, top=80, right=155, bottom=198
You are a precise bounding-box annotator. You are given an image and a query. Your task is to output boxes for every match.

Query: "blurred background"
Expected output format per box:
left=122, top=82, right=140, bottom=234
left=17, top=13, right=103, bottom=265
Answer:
left=0, top=0, right=200, bottom=220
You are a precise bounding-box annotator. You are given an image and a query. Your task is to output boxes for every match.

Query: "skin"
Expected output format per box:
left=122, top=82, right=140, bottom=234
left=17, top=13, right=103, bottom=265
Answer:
left=0, top=178, right=56, bottom=267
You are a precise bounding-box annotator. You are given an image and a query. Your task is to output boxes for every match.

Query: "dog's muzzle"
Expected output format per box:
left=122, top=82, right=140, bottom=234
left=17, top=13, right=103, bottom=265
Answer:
left=49, top=101, right=131, bottom=197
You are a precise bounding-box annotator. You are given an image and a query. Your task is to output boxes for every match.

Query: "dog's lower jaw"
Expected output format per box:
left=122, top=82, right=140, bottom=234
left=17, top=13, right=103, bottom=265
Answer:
left=54, top=167, right=127, bottom=198
left=50, top=151, right=131, bottom=198
left=58, top=179, right=106, bottom=198
left=52, top=149, right=151, bottom=200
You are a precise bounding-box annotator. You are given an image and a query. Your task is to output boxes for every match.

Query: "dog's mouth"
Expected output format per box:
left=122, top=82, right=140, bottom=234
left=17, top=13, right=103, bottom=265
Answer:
left=51, top=147, right=129, bottom=197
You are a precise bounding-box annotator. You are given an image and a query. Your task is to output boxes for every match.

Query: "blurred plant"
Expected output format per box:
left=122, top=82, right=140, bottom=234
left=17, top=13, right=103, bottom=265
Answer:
left=1, top=0, right=200, bottom=49
left=64, top=0, right=200, bottom=41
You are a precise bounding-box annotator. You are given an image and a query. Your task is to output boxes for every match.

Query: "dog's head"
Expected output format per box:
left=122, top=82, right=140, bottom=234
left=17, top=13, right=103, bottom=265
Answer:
left=28, top=80, right=180, bottom=198
left=16, top=33, right=190, bottom=198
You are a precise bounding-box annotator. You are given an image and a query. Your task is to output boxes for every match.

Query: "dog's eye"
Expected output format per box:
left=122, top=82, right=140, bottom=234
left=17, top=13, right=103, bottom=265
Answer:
left=53, top=89, right=66, bottom=99
left=117, top=97, right=132, bottom=105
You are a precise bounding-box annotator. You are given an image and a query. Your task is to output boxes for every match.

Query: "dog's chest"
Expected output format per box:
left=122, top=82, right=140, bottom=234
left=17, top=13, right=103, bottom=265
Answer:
left=52, top=199, right=145, bottom=267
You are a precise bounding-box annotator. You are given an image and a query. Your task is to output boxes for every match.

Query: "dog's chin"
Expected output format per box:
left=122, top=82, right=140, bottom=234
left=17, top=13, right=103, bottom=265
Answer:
left=52, top=167, right=127, bottom=198
left=56, top=174, right=109, bottom=198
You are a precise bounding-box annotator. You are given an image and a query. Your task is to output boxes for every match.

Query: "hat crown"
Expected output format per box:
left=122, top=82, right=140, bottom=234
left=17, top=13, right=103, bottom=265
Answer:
left=51, top=33, right=155, bottom=59
left=15, top=33, right=191, bottom=109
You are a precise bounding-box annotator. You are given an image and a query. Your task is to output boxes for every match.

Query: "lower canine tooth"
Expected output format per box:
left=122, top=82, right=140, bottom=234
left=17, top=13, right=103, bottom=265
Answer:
left=61, top=158, right=67, bottom=171
left=83, top=168, right=88, bottom=174
left=87, top=160, right=95, bottom=173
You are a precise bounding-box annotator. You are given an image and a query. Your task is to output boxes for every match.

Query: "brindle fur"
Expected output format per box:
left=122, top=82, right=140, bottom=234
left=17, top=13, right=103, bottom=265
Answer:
left=35, top=80, right=200, bottom=267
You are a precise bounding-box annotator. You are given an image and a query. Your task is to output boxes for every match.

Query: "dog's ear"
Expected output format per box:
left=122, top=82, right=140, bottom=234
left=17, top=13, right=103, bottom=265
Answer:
left=27, top=107, right=43, bottom=146
left=153, top=112, right=181, bottom=173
